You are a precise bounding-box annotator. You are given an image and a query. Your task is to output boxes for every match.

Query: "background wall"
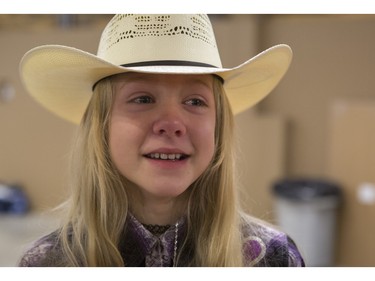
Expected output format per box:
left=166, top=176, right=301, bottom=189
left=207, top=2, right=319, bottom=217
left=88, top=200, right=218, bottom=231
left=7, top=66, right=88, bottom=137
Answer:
left=0, top=18, right=107, bottom=210
left=259, top=15, right=375, bottom=177
left=1, top=14, right=375, bottom=266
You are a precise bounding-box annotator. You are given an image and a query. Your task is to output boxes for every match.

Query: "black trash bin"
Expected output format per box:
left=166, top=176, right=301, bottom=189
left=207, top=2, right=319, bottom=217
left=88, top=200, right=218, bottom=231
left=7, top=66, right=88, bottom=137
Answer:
left=272, top=179, right=342, bottom=266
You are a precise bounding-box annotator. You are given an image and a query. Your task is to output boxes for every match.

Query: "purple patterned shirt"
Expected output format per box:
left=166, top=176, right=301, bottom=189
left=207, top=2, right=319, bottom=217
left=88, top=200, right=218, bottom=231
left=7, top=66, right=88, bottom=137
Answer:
left=18, top=214, right=305, bottom=267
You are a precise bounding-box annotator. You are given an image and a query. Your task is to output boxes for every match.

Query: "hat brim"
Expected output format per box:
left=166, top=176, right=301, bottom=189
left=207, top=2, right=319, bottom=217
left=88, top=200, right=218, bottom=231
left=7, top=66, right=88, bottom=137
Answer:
left=20, top=44, right=292, bottom=124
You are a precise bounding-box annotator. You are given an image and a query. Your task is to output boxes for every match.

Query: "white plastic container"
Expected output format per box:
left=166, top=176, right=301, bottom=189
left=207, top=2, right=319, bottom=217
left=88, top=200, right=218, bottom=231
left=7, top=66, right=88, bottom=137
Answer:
left=273, top=179, right=341, bottom=267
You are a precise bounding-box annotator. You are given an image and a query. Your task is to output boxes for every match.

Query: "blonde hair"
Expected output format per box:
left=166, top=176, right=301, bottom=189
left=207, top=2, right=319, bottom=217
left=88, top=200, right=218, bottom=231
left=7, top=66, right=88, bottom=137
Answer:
left=57, top=74, right=244, bottom=266
left=183, top=77, right=243, bottom=266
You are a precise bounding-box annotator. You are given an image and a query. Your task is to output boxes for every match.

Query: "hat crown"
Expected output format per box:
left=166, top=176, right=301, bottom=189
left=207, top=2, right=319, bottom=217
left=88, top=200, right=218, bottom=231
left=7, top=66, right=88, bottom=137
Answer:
left=97, top=14, right=222, bottom=68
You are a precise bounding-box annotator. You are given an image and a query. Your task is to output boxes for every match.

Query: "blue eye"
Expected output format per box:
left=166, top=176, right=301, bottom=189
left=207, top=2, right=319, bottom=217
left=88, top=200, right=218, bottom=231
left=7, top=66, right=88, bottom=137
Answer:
left=132, top=96, right=154, bottom=104
left=185, top=98, right=207, bottom=107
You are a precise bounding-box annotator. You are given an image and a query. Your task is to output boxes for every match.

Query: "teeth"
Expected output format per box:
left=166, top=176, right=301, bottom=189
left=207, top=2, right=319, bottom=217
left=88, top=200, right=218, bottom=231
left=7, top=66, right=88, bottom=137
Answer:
left=149, top=153, right=182, bottom=160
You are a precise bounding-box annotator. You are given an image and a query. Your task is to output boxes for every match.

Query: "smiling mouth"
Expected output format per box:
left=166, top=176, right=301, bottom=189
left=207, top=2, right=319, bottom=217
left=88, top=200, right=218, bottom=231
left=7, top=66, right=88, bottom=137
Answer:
left=144, top=153, right=189, bottom=161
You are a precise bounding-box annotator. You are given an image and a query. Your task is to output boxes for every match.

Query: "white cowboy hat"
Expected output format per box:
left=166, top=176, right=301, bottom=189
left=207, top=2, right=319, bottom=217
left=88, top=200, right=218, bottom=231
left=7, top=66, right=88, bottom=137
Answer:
left=20, top=14, right=292, bottom=124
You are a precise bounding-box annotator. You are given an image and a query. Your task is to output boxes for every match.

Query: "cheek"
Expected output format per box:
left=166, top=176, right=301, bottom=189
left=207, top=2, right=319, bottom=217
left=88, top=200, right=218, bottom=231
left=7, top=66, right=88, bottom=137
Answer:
left=195, top=117, right=216, bottom=162
left=108, top=120, right=139, bottom=166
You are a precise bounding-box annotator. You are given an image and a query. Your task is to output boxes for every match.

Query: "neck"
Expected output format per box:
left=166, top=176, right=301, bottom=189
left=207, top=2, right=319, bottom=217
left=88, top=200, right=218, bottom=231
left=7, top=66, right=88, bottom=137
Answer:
left=129, top=189, right=189, bottom=225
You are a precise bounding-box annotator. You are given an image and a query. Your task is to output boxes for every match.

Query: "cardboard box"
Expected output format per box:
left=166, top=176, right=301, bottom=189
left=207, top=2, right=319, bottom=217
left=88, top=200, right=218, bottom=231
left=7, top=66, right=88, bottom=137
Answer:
left=327, top=99, right=375, bottom=266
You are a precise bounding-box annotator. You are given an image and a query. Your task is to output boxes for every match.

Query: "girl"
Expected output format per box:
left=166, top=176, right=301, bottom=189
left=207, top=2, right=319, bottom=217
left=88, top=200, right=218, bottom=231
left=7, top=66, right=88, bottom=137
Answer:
left=18, top=14, right=304, bottom=267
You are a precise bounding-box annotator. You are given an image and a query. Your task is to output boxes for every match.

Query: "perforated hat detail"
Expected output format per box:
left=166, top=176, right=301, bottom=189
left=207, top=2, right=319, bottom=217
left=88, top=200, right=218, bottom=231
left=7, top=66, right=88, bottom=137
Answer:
left=97, top=14, right=222, bottom=68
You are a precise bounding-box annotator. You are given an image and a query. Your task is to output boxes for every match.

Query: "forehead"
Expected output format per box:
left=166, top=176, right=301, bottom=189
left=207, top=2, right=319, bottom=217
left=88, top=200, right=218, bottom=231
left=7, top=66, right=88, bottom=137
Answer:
left=111, top=72, right=214, bottom=87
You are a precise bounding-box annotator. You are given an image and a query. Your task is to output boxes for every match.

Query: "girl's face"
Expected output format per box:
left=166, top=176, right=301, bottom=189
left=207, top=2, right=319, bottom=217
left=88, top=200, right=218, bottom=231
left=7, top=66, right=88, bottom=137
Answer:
left=109, top=73, right=216, bottom=203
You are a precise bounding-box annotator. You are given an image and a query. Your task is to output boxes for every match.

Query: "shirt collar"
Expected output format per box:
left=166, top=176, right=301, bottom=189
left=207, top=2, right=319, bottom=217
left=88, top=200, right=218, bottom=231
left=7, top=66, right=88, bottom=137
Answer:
left=120, top=213, right=187, bottom=266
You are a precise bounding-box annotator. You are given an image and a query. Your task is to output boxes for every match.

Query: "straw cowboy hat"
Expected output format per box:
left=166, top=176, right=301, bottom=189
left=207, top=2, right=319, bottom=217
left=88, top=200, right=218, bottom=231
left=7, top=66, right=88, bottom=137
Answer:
left=20, top=14, right=292, bottom=124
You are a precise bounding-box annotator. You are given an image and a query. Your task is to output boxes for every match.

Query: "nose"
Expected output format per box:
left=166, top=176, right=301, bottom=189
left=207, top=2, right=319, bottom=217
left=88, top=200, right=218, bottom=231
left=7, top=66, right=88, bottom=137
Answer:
left=152, top=106, right=187, bottom=137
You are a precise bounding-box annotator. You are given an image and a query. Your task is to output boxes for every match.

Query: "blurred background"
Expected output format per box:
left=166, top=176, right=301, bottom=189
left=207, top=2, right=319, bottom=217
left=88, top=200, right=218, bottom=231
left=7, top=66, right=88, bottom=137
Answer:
left=0, top=14, right=374, bottom=266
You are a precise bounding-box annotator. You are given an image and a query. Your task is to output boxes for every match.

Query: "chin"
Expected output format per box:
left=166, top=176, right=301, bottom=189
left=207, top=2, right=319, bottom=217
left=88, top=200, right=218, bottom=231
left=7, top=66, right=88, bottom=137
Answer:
left=146, top=185, right=190, bottom=200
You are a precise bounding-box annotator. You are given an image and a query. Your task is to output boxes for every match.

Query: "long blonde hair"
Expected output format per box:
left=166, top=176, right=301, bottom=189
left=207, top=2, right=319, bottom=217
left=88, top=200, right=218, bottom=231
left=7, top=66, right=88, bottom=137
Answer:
left=57, top=74, right=244, bottom=266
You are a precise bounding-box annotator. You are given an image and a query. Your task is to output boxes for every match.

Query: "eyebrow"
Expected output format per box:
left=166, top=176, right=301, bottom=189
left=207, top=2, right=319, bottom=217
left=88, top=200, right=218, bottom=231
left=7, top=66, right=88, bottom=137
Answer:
left=187, top=77, right=213, bottom=90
